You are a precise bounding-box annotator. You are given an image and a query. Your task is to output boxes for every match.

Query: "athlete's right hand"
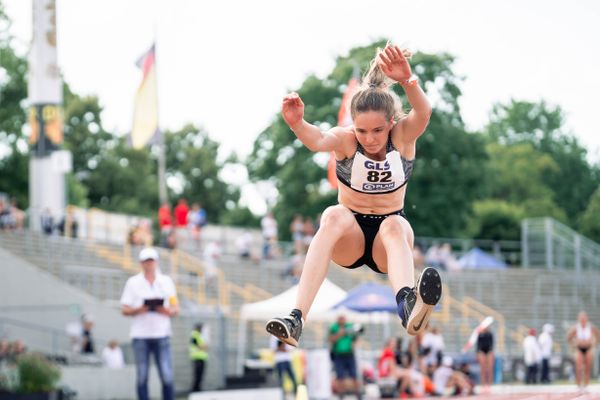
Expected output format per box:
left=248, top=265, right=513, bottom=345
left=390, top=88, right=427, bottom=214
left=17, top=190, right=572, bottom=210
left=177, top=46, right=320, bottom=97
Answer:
left=281, top=92, right=304, bottom=130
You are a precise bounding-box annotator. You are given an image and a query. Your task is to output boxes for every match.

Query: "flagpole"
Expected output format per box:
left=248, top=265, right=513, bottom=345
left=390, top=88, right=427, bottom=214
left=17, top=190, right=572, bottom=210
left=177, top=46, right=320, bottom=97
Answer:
left=154, top=24, right=168, bottom=206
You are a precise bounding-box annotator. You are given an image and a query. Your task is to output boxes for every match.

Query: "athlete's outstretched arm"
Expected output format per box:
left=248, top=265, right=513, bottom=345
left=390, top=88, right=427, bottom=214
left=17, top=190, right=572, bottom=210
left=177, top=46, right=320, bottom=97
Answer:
left=282, top=92, right=342, bottom=152
left=379, top=44, right=432, bottom=143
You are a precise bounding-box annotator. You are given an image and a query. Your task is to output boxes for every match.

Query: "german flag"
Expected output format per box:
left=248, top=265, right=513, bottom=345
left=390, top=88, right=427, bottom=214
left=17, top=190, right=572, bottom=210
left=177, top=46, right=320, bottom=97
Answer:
left=131, top=44, right=159, bottom=149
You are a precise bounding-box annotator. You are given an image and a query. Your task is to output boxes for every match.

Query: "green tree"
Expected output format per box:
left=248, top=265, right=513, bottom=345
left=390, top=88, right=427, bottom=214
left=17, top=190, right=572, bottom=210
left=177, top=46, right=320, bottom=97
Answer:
left=579, top=187, right=600, bottom=243
left=84, top=137, right=159, bottom=215
left=164, top=124, right=240, bottom=223
left=0, top=3, right=28, bottom=207
left=62, top=84, right=114, bottom=207
left=63, top=85, right=114, bottom=175
left=485, top=100, right=599, bottom=224
left=468, top=199, right=524, bottom=241
left=485, top=142, right=566, bottom=221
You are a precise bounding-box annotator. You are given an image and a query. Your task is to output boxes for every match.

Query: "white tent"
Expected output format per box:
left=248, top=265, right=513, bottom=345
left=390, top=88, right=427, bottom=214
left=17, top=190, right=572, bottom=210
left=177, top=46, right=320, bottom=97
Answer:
left=240, top=278, right=347, bottom=321
left=235, top=279, right=389, bottom=372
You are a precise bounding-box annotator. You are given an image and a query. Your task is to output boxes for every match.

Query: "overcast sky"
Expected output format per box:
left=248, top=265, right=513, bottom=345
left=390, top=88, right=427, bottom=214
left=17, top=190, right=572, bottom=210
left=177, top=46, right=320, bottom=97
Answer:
left=4, top=0, right=600, bottom=211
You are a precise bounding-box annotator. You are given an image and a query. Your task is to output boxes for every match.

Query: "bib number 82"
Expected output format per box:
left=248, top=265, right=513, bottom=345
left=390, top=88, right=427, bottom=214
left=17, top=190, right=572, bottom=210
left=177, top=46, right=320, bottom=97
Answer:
left=367, top=171, right=392, bottom=183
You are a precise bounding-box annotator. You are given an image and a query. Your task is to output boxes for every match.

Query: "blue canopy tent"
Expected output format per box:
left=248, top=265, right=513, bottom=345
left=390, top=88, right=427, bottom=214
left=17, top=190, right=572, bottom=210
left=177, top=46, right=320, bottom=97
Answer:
left=458, top=247, right=507, bottom=269
left=333, top=281, right=397, bottom=313
left=333, top=281, right=396, bottom=339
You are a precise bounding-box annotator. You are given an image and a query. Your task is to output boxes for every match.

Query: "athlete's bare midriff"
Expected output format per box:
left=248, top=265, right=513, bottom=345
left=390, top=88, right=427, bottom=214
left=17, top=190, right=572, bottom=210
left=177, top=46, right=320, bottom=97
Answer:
left=338, top=183, right=408, bottom=214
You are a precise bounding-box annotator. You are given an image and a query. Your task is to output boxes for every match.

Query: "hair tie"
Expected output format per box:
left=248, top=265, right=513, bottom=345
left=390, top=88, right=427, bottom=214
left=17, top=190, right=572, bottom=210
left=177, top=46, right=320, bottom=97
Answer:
left=369, top=83, right=377, bottom=89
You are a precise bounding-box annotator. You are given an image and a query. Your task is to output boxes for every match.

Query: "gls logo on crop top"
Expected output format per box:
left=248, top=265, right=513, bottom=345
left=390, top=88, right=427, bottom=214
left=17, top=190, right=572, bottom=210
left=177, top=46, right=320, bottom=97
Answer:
left=362, top=160, right=395, bottom=191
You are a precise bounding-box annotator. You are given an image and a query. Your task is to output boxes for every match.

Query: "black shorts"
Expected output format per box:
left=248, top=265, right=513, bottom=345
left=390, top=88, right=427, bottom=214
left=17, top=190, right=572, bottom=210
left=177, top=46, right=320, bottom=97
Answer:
left=341, top=209, right=407, bottom=274
left=578, top=346, right=591, bottom=354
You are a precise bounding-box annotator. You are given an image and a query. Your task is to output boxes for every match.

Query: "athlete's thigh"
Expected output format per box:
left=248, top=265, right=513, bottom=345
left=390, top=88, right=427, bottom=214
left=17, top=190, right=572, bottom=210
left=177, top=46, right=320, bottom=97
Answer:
left=371, top=216, right=414, bottom=273
left=322, top=205, right=365, bottom=267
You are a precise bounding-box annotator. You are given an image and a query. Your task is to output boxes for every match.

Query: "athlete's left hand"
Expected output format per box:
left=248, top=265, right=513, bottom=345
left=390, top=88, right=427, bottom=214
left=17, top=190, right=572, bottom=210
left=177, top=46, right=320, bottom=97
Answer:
left=379, top=44, right=412, bottom=82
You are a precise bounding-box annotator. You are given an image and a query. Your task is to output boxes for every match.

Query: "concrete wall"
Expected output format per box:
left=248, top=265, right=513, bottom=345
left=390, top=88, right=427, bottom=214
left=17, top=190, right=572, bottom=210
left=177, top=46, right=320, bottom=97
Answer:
left=60, top=365, right=161, bottom=400
left=0, top=247, right=130, bottom=351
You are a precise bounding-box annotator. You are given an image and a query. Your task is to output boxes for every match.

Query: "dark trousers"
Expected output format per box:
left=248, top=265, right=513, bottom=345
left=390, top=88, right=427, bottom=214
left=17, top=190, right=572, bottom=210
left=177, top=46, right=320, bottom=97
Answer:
left=276, top=361, right=297, bottom=393
left=525, top=364, right=538, bottom=384
left=191, top=359, right=206, bottom=392
left=540, top=358, right=550, bottom=383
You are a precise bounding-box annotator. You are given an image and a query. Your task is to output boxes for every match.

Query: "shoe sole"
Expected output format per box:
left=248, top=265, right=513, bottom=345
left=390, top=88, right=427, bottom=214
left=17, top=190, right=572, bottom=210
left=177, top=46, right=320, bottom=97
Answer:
left=265, top=318, right=298, bottom=347
left=407, top=267, right=442, bottom=335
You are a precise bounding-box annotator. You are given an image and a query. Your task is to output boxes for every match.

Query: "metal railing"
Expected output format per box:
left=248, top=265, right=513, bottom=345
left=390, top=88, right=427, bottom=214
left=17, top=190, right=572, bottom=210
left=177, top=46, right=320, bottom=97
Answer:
left=522, top=217, right=600, bottom=271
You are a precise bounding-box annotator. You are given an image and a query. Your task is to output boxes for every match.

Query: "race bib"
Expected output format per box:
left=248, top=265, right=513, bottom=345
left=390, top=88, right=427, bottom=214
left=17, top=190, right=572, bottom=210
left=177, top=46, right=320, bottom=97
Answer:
left=350, top=151, right=405, bottom=193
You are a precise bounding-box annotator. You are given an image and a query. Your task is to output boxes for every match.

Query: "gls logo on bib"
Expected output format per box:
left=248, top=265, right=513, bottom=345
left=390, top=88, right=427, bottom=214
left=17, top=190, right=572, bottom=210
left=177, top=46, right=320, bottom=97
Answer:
left=350, top=150, right=405, bottom=193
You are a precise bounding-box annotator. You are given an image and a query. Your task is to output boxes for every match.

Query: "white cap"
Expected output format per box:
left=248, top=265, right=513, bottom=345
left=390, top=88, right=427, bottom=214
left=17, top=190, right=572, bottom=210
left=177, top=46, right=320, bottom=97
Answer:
left=442, top=356, right=453, bottom=367
left=81, top=313, right=94, bottom=323
left=139, top=247, right=159, bottom=262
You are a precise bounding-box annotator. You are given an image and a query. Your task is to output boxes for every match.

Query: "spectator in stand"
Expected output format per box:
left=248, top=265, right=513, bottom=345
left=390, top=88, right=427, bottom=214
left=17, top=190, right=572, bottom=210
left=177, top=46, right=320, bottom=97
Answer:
left=81, top=314, right=95, bottom=354
left=313, top=212, right=321, bottom=233
left=58, top=209, right=79, bottom=238
left=203, top=241, right=222, bottom=287
left=270, top=336, right=297, bottom=396
left=439, top=243, right=460, bottom=271
left=9, top=340, right=26, bottom=359
left=290, top=214, right=304, bottom=256
left=40, top=208, right=54, bottom=235
left=129, top=223, right=145, bottom=246
left=138, top=219, right=154, bottom=247
left=302, top=217, right=315, bottom=253
left=476, top=326, right=494, bottom=392
left=174, top=198, right=189, bottom=228
left=10, top=198, right=25, bottom=230
left=235, top=230, right=253, bottom=260
left=102, top=340, right=125, bottom=369
left=282, top=253, right=305, bottom=283
left=261, top=212, right=278, bottom=259
left=0, top=198, right=14, bottom=230
left=165, top=230, right=177, bottom=250
left=538, top=323, right=554, bottom=383
left=412, top=243, right=426, bottom=270
left=421, top=325, right=445, bottom=368
left=188, top=203, right=202, bottom=250
left=424, top=243, right=443, bottom=270
left=0, top=340, right=9, bottom=361
left=120, top=247, right=179, bottom=400
left=195, top=204, right=208, bottom=248
left=158, top=203, right=173, bottom=243
left=174, top=198, right=189, bottom=245
left=523, top=328, right=541, bottom=384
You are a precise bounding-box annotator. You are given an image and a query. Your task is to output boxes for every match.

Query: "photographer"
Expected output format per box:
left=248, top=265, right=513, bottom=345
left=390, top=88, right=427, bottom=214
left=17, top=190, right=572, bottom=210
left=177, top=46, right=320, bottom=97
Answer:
left=329, top=315, right=363, bottom=400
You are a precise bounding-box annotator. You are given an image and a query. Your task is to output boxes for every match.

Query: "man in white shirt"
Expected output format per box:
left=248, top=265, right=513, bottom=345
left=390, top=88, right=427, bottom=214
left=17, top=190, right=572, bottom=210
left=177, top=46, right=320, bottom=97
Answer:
left=538, top=324, right=554, bottom=383
left=523, top=328, right=542, bottom=384
left=121, top=248, right=180, bottom=400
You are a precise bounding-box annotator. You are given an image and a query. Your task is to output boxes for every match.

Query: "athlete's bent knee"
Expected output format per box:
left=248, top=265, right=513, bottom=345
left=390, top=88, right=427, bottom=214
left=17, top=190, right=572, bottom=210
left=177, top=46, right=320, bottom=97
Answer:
left=320, top=206, right=355, bottom=233
left=379, top=216, right=411, bottom=242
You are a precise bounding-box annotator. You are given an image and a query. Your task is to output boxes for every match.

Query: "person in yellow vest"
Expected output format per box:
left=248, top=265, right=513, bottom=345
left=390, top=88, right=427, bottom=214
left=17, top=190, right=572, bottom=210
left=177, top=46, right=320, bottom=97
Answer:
left=190, top=323, right=208, bottom=392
